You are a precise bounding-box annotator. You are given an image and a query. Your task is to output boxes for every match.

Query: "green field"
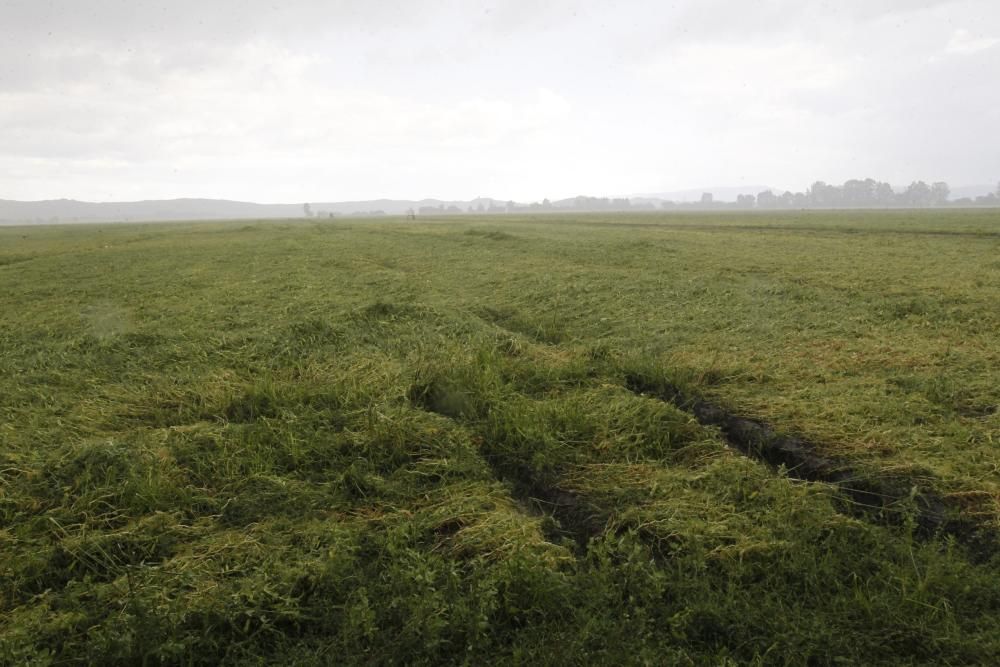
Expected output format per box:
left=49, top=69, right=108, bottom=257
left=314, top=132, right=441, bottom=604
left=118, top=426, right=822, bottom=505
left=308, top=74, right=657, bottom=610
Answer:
left=2, top=210, right=999, bottom=664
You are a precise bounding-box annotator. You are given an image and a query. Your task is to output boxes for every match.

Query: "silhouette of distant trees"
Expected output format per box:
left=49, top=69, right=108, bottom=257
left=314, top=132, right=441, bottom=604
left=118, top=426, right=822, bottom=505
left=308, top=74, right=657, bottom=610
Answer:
left=746, top=178, right=981, bottom=209
left=980, top=182, right=1000, bottom=205
left=372, top=178, right=999, bottom=218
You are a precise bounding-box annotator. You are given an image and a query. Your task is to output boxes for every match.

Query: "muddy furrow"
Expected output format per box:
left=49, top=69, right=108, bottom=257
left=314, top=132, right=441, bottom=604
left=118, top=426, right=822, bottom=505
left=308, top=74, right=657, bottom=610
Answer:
left=499, top=471, right=608, bottom=553
left=408, top=382, right=605, bottom=553
left=623, top=373, right=997, bottom=560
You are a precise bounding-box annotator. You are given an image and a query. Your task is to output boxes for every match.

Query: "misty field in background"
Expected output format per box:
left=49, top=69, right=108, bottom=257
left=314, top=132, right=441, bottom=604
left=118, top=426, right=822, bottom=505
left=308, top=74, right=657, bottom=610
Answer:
left=1, top=210, right=999, bottom=664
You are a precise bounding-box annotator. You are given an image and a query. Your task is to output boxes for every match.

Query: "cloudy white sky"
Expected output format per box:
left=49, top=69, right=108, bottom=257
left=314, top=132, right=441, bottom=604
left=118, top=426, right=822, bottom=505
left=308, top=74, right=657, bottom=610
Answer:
left=1, top=0, right=998, bottom=202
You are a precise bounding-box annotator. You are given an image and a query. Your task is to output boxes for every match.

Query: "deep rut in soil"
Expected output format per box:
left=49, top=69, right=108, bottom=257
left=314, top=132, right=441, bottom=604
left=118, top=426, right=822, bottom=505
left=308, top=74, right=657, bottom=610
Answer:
left=623, top=373, right=997, bottom=560
left=408, top=382, right=604, bottom=553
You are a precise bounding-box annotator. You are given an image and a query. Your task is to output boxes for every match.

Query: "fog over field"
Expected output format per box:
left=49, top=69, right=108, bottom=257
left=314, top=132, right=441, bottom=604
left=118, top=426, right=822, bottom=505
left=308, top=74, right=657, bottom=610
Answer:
left=2, top=0, right=999, bottom=205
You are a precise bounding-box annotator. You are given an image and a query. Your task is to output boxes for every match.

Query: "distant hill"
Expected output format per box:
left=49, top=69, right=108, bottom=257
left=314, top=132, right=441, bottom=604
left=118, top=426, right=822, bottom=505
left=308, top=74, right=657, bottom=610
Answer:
left=0, top=198, right=300, bottom=223
left=0, top=197, right=509, bottom=223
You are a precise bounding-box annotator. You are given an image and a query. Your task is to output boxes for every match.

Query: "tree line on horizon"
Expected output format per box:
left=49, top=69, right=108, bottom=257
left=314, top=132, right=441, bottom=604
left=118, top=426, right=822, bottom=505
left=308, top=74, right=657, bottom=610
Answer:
left=734, top=179, right=1000, bottom=209
left=653, top=179, right=998, bottom=210
left=426, top=178, right=1000, bottom=213
left=300, top=180, right=1000, bottom=218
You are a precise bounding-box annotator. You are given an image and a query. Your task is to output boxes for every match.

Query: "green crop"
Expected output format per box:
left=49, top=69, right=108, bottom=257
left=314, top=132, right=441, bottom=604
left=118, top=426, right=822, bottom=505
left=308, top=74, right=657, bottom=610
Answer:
left=1, top=210, right=998, bottom=664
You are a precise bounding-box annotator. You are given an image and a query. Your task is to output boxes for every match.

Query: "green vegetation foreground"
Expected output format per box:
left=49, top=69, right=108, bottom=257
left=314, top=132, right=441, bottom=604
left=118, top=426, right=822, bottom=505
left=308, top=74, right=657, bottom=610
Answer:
left=1, top=210, right=999, bottom=664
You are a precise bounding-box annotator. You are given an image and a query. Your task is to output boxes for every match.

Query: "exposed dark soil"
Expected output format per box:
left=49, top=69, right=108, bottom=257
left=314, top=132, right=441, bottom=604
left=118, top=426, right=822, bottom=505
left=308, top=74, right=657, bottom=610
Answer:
left=623, top=373, right=998, bottom=561
left=408, top=381, right=604, bottom=552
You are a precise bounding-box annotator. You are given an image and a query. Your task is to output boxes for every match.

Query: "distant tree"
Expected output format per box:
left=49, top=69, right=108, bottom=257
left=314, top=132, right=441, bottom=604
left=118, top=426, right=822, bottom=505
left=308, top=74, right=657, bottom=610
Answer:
left=808, top=181, right=840, bottom=207
left=806, top=182, right=822, bottom=206
left=930, top=182, right=950, bottom=206
left=303, top=203, right=313, bottom=217
left=756, top=190, right=778, bottom=208
left=541, top=198, right=552, bottom=210
left=406, top=208, right=416, bottom=220
left=842, top=178, right=882, bottom=207
left=700, top=192, right=713, bottom=205
left=736, top=193, right=755, bottom=207
left=902, top=181, right=933, bottom=207
left=841, top=179, right=865, bottom=206
left=875, top=181, right=895, bottom=206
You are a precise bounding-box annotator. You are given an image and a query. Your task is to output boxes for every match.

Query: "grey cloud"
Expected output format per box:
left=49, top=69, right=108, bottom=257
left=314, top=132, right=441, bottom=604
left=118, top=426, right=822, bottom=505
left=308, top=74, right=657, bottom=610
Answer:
left=0, top=0, right=997, bottom=201
left=2, top=0, right=433, bottom=46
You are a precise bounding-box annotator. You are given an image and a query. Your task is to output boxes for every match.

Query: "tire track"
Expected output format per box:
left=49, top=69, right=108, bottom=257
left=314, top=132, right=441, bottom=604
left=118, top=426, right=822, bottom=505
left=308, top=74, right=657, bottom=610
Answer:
left=408, top=380, right=605, bottom=553
left=623, top=372, right=998, bottom=561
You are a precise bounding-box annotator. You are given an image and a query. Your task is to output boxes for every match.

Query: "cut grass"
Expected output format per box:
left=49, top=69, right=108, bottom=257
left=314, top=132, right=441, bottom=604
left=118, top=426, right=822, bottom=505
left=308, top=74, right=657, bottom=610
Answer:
left=1, top=210, right=999, bottom=664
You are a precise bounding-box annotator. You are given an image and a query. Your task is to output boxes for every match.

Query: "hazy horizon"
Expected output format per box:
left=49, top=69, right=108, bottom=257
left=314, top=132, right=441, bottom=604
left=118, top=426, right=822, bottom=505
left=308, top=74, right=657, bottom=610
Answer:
left=3, top=1, right=999, bottom=203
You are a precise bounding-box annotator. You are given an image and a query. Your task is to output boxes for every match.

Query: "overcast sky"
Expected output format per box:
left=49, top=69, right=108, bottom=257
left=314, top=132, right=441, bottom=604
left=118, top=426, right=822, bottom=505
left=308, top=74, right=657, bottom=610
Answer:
left=1, top=0, right=998, bottom=202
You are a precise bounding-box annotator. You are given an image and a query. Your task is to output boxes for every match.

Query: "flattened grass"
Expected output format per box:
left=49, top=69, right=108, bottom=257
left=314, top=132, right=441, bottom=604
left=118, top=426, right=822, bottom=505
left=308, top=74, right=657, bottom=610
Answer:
left=1, top=210, right=999, bottom=664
